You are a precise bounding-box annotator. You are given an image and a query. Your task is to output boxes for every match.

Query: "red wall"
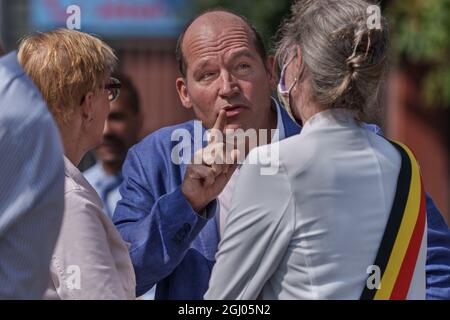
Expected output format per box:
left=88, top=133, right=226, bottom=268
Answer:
left=116, top=43, right=194, bottom=138
left=387, top=69, right=449, bottom=225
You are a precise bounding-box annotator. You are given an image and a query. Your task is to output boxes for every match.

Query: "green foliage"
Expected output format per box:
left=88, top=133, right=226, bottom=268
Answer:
left=192, top=0, right=292, bottom=51
left=386, top=0, right=450, bottom=108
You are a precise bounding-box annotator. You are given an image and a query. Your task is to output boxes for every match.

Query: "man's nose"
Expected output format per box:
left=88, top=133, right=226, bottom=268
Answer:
left=218, top=72, right=239, bottom=98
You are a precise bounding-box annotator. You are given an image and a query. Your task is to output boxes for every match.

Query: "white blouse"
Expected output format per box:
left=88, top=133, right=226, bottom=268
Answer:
left=205, top=109, right=426, bottom=300
left=44, top=157, right=136, bottom=300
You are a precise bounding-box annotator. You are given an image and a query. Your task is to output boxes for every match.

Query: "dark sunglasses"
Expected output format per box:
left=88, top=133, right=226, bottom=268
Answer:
left=80, top=77, right=121, bottom=105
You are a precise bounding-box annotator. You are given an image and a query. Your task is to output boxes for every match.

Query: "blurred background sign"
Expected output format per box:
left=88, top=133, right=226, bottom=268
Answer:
left=30, top=0, right=189, bottom=37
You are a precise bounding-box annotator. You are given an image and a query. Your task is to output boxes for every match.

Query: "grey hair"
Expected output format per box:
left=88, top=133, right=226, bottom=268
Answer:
left=275, top=0, right=389, bottom=118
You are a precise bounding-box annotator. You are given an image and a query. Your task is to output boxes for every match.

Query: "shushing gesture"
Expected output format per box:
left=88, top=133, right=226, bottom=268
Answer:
left=181, top=110, right=240, bottom=213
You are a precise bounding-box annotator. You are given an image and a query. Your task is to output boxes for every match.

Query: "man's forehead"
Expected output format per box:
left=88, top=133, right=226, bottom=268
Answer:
left=184, top=12, right=253, bottom=47
left=193, top=47, right=255, bottom=70
left=182, top=16, right=256, bottom=64
left=187, top=11, right=249, bottom=34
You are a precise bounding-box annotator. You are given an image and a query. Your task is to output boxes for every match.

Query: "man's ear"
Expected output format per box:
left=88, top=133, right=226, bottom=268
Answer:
left=176, top=77, right=192, bottom=110
left=266, top=55, right=278, bottom=92
left=80, top=92, right=95, bottom=126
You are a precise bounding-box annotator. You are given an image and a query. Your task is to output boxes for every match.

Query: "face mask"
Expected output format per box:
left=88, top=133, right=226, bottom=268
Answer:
left=277, top=54, right=299, bottom=123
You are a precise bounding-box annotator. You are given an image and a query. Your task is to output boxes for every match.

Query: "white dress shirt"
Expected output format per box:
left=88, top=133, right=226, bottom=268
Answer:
left=206, top=108, right=426, bottom=299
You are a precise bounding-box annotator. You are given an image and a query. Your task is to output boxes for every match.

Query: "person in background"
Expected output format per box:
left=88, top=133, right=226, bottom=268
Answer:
left=85, top=73, right=142, bottom=219
left=0, top=43, right=65, bottom=299
left=18, top=29, right=136, bottom=300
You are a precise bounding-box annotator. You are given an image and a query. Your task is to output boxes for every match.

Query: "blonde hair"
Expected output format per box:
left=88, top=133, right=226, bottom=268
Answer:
left=18, top=29, right=117, bottom=125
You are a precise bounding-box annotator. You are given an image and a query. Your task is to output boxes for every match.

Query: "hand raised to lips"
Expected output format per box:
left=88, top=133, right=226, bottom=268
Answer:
left=182, top=110, right=240, bottom=213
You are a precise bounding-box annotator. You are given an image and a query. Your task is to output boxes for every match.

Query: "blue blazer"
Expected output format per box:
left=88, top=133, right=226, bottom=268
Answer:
left=113, top=105, right=450, bottom=300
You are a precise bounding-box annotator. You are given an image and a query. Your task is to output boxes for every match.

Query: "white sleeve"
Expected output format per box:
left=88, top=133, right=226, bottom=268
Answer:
left=205, top=148, right=295, bottom=300
left=51, top=191, right=130, bottom=300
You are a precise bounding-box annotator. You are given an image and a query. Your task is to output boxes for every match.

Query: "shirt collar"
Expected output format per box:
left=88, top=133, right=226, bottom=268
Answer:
left=301, top=108, right=359, bottom=135
left=64, top=156, right=98, bottom=193
left=85, top=163, right=123, bottom=189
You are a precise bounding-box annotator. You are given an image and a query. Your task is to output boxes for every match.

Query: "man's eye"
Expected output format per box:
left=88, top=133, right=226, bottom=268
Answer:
left=235, top=63, right=252, bottom=75
left=238, top=63, right=251, bottom=70
left=201, top=72, right=216, bottom=80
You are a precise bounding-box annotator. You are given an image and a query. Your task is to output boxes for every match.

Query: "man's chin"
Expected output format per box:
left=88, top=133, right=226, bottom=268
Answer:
left=224, top=123, right=244, bottom=131
left=98, top=153, right=125, bottom=165
left=97, top=146, right=123, bottom=158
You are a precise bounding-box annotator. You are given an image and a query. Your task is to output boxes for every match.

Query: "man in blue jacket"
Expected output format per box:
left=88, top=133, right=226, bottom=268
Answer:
left=113, top=9, right=450, bottom=299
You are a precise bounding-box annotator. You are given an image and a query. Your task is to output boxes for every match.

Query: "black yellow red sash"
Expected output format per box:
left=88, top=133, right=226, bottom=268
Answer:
left=360, top=141, right=426, bottom=300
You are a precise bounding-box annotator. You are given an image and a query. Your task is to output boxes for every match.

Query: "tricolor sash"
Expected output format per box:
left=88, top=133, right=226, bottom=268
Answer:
left=360, top=140, right=427, bottom=300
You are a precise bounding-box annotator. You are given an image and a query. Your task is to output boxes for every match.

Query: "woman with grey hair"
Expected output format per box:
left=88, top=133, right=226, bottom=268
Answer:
left=206, top=0, right=426, bottom=300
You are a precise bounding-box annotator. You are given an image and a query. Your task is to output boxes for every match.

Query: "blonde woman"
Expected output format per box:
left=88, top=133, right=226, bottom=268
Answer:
left=18, top=29, right=135, bottom=299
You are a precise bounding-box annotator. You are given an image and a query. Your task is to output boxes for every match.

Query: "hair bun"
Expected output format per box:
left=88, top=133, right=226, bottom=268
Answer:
left=276, top=0, right=390, bottom=117
left=347, top=16, right=389, bottom=77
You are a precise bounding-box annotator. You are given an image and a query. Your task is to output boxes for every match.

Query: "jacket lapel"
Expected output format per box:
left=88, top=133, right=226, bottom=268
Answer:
left=187, top=122, right=220, bottom=261
left=279, top=102, right=302, bottom=138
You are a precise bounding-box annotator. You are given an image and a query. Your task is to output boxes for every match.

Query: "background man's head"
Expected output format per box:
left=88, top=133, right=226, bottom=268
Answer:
left=175, top=9, right=276, bottom=131
left=0, top=42, right=4, bottom=56
left=96, top=73, right=141, bottom=170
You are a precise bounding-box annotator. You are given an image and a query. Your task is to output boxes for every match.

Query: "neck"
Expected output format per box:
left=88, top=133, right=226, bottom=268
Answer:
left=60, top=125, right=87, bottom=167
left=293, top=74, right=325, bottom=125
left=299, top=99, right=324, bottom=125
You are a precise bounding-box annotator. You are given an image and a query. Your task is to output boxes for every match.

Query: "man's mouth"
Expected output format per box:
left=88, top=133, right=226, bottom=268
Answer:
left=223, top=105, right=246, bottom=117
left=99, top=139, right=125, bottom=153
